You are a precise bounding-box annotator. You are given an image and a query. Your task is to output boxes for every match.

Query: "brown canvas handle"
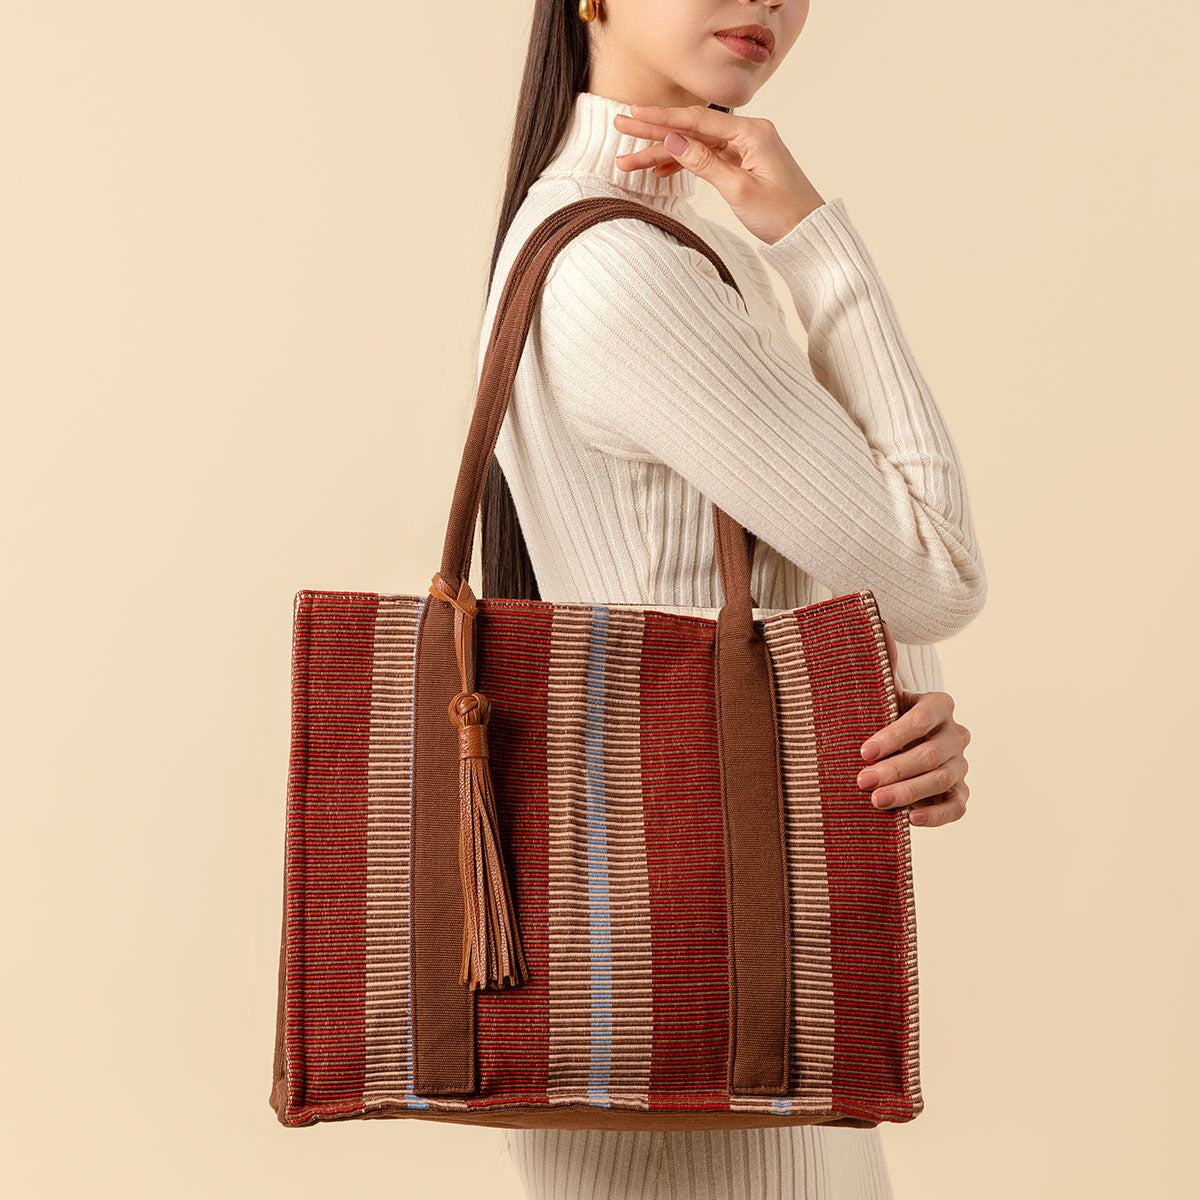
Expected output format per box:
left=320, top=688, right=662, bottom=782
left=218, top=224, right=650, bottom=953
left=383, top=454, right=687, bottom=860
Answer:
left=437, top=195, right=760, bottom=612
left=411, top=195, right=790, bottom=1099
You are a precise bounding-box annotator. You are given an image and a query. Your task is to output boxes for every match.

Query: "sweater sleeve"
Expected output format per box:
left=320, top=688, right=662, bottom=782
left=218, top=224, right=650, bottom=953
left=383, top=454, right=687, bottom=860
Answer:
left=536, top=197, right=986, bottom=645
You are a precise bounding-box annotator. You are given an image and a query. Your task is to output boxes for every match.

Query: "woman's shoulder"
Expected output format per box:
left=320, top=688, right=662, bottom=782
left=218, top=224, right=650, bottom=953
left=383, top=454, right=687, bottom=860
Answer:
left=526, top=192, right=753, bottom=311
left=490, top=178, right=791, bottom=342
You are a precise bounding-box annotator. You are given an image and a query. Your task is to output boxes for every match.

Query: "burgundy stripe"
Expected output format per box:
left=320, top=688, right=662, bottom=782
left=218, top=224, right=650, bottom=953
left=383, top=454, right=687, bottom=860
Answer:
left=288, top=592, right=376, bottom=1111
left=474, top=602, right=554, bottom=1103
left=639, top=612, right=730, bottom=1107
left=798, top=595, right=910, bottom=1118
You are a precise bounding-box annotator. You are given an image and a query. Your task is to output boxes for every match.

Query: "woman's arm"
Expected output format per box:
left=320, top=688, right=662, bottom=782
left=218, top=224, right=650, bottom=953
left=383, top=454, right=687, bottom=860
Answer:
left=757, top=198, right=979, bottom=542
left=537, top=202, right=986, bottom=646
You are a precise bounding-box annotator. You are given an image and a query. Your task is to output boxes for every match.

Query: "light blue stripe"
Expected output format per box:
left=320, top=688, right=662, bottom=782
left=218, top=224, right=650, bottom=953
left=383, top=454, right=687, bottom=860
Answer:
left=585, top=607, right=613, bottom=1105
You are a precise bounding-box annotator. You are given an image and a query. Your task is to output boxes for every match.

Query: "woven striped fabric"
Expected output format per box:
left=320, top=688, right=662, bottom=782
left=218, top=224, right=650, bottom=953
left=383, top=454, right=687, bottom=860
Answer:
left=271, top=590, right=921, bottom=1129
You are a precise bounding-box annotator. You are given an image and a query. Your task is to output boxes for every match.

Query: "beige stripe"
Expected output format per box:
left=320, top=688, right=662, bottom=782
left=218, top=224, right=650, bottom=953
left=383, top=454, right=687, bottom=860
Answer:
left=599, top=607, right=654, bottom=1104
left=363, top=595, right=422, bottom=1104
left=546, top=604, right=595, bottom=1103
left=863, top=594, right=923, bottom=1113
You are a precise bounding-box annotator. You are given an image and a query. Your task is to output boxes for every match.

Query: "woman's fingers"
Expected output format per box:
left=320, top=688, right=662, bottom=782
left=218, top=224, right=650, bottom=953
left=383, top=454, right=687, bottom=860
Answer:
left=623, top=102, right=742, bottom=146
left=613, top=114, right=734, bottom=167
left=907, top=781, right=971, bottom=827
left=863, top=752, right=968, bottom=812
left=860, top=690, right=955, bottom=763
left=612, top=104, right=823, bottom=245
left=615, top=110, right=748, bottom=196
left=857, top=721, right=970, bottom=797
left=856, top=686, right=974, bottom=827
left=615, top=144, right=694, bottom=174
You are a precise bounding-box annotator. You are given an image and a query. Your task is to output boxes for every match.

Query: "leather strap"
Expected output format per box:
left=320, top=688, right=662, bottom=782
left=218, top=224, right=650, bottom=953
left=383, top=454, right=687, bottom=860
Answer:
left=440, top=198, right=758, bottom=606
left=412, top=195, right=790, bottom=1096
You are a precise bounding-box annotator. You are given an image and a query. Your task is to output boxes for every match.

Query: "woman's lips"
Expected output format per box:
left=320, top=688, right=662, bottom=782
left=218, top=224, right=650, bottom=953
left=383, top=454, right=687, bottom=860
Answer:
left=714, top=27, right=773, bottom=64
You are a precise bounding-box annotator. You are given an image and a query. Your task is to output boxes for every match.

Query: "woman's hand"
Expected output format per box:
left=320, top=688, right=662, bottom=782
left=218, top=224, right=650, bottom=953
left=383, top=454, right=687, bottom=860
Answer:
left=613, top=103, right=825, bottom=246
left=856, top=667, right=973, bottom=828
left=862, top=620, right=972, bottom=827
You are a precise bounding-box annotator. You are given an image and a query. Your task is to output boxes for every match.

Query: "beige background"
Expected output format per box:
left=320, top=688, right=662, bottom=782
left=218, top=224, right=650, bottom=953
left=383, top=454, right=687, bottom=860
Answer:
left=3, top=3, right=1196, bottom=1197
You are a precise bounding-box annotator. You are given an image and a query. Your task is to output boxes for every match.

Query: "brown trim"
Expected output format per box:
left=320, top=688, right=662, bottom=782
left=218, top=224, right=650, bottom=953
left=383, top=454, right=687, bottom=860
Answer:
left=280, top=1103, right=888, bottom=1131
left=713, top=510, right=792, bottom=1094
left=410, top=595, right=477, bottom=1094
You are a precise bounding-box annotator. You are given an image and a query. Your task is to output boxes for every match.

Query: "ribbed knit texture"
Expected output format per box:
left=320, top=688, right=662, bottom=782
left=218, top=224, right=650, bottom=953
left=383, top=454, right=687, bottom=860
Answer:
left=503, top=1125, right=894, bottom=1200
left=483, top=88, right=983, bottom=1197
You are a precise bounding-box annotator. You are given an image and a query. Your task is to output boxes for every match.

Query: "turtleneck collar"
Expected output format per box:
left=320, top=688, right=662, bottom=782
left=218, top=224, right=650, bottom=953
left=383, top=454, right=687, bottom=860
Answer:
left=539, top=89, right=736, bottom=204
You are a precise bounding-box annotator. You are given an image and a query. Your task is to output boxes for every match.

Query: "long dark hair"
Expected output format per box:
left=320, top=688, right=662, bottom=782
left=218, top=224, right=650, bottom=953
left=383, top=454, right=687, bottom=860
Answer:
left=480, top=1, right=730, bottom=600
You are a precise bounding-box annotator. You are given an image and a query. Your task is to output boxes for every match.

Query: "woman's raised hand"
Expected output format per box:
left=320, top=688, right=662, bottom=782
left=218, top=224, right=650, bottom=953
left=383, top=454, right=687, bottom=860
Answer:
left=613, top=103, right=825, bottom=246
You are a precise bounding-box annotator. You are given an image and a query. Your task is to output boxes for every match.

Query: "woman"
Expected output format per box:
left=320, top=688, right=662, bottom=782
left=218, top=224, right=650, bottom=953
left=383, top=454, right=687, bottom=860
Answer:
left=479, top=2, right=985, bottom=1197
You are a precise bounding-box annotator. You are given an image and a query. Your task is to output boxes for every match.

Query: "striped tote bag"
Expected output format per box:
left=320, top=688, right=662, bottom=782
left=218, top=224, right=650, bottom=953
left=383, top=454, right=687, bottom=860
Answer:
left=269, top=196, right=923, bottom=1131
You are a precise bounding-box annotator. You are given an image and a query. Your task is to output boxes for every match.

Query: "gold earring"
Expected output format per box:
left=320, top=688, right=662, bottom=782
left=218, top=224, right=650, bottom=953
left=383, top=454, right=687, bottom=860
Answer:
left=579, top=0, right=597, bottom=22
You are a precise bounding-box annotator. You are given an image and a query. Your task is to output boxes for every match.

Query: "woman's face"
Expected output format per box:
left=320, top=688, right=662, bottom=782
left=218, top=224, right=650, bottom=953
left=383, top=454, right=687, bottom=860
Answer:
left=586, top=1, right=810, bottom=109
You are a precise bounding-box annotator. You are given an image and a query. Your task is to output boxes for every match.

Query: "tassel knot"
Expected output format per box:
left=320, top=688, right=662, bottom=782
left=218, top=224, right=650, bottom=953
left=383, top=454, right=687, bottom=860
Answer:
left=429, top=572, right=529, bottom=991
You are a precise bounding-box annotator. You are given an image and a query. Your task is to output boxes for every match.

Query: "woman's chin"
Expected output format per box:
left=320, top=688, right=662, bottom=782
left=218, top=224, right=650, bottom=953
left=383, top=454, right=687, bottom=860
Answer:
left=695, top=66, right=763, bottom=109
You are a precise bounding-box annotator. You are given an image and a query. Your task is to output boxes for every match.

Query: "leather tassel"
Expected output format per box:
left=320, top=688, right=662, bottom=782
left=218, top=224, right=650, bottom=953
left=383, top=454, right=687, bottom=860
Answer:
left=448, top=690, right=529, bottom=990
left=429, top=571, right=529, bottom=991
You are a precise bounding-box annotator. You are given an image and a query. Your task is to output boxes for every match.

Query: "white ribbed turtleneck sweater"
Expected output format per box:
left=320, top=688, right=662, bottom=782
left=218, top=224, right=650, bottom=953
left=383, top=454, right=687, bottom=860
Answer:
left=477, top=90, right=986, bottom=696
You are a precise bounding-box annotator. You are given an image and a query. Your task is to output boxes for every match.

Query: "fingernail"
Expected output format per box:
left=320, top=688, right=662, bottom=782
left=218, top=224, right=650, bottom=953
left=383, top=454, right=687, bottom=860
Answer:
left=857, top=770, right=879, bottom=790
left=665, top=131, right=689, bottom=155
left=872, top=792, right=890, bottom=808
left=910, top=811, right=927, bottom=825
left=861, top=741, right=880, bottom=762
